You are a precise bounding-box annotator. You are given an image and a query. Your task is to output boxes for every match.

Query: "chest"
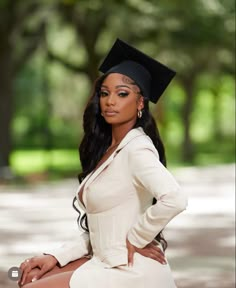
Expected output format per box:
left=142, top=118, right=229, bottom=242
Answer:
left=78, top=150, right=138, bottom=213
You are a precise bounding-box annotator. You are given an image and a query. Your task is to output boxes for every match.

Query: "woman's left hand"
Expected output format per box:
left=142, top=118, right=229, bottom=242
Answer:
left=126, top=238, right=167, bottom=267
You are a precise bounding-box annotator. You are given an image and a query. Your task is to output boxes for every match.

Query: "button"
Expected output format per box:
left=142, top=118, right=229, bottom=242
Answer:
left=8, top=266, right=22, bottom=281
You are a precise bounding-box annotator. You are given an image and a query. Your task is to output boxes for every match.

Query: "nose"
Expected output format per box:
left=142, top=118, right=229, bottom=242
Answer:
left=106, top=93, right=116, bottom=106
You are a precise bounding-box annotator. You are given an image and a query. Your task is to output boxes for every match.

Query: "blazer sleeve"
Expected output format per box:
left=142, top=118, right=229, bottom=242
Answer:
left=44, top=231, right=91, bottom=267
left=127, top=142, right=188, bottom=248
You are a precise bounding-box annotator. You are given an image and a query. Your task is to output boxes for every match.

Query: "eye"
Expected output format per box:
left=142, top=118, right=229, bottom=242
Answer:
left=118, top=91, right=129, bottom=97
left=100, top=90, right=109, bottom=97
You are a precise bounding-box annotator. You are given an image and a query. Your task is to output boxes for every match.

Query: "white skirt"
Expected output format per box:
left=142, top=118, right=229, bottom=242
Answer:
left=69, top=253, right=177, bottom=288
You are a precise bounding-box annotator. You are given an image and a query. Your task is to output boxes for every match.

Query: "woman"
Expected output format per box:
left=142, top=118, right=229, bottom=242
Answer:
left=19, top=39, right=187, bottom=288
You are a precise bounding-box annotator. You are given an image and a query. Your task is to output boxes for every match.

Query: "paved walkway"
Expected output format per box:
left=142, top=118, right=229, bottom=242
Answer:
left=0, top=164, right=235, bottom=288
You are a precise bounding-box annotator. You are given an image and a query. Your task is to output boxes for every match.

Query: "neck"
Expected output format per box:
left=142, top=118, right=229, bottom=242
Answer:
left=110, top=121, right=135, bottom=146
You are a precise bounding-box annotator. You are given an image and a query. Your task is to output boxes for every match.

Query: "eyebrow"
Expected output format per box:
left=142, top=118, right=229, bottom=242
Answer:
left=101, top=84, right=131, bottom=89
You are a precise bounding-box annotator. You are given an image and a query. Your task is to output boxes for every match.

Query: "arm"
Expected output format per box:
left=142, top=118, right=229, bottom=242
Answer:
left=127, top=143, right=188, bottom=248
left=44, top=195, right=91, bottom=267
left=44, top=231, right=91, bottom=267
left=19, top=233, right=91, bottom=286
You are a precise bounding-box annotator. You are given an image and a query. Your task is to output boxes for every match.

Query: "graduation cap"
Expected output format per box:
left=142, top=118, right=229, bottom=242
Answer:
left=99, top=38, right=176, bottom=104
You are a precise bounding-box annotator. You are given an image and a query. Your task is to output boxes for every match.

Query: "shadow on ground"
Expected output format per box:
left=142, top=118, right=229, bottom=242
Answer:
left=0, top=164, right=235, bottom=288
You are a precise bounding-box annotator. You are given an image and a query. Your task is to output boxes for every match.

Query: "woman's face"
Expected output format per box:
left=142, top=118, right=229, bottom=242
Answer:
left=99, top=73, right=144, bottom=127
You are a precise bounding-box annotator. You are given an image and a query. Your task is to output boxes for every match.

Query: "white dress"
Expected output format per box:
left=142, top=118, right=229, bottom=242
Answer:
left=46, top=128, right=187, bottom=288
left=70, top=253, right=176, bottom=288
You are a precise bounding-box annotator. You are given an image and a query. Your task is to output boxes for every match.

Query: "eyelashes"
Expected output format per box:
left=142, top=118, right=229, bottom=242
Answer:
left=118, top=92, right=129, bottom=97
left=99, top=91, right=109, bottom=97
left=99, top=91, right=129, bottom=98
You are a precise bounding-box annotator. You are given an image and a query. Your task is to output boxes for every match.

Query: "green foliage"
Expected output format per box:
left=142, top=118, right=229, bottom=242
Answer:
left=1, top=0, right=234, bottom=175
left=11, top=149, right=81, bottom=176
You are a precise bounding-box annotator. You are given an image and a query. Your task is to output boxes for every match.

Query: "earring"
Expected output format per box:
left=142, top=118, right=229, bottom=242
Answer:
left=101, top=113, right=104, bottom=117
left=137, top=110, right=142, bottom=118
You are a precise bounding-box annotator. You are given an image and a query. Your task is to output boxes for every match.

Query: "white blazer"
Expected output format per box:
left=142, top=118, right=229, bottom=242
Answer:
left=45, top=127, right=187, bottom=268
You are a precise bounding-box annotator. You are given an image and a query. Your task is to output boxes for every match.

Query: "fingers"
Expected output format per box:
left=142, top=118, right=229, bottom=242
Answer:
left=31, top=265, right=48, bottom=282
left=148, top=249, right=166, bottom=264
left=149, top=243, right=165, bottom=256
left=148, top=245, right=166, bottom=263
left=152, top=246, right=165, bottom=256
left=19, top=268, right=40, bottom=287
left=19, top=257, right=39, bottom=286
left=19, top=260, right=33, bottom=286
left=136, top=244, right=167, bottom=265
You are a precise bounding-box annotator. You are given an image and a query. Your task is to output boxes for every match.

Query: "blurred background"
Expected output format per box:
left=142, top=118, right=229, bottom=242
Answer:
left=0, top=0, right=235, bottom=287
left=0, top=0, right=235, bottom=180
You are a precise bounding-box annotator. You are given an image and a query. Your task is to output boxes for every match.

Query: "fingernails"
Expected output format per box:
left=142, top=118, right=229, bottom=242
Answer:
left=128, top=262, right=133, bottom=267
left=32, top=277, right=37, bottom=282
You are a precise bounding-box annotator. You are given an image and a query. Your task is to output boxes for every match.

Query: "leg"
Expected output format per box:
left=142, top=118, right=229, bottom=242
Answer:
left=21, top=257, right=90, bottom=286
left=21, top=271, right=73, bottom=288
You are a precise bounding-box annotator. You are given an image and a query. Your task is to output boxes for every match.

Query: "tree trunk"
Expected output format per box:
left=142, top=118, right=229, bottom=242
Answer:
left=181, top=77, right=195, bottom=162
left=0, top=44, right=13, bottom=169
left=211, top=85, right=222, bottom=139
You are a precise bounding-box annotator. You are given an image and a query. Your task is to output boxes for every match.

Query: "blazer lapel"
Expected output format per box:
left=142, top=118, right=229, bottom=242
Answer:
left=83, top=127, right=146, bottom=189
left=83, top=152, right=116, bottom=190
left=79, top=127, right=147, bottom=207
left=115, top=127, right=147, bottom=152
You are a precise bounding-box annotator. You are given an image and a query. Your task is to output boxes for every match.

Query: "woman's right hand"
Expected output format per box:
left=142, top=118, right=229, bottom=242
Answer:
left=19, top=254, right=58, bottom=286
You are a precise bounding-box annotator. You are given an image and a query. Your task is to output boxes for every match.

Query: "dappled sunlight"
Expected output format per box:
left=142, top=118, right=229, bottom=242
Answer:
left=164, top=164, right=235, bottom=287
left=218, top=235, right=235, bottom=248
left=0, top=164, right=235, bottom=288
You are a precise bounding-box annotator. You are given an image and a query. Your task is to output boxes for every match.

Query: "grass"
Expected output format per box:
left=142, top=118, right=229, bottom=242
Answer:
left=10, top=149, right=81, bottom=180
left=164, top=136, right=235, bottom=168
left=9, top=136, right=235, bottom=182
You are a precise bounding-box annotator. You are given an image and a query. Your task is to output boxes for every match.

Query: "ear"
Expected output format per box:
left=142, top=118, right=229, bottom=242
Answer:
left=137, top=96, right=144, bottom=110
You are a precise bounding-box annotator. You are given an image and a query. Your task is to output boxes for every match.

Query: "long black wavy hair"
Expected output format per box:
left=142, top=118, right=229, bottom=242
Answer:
left=72, top=73, right=168, bottom=250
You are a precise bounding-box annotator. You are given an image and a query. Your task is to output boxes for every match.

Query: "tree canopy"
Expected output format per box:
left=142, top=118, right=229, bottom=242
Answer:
left=0, top=0, right=235, bottom=177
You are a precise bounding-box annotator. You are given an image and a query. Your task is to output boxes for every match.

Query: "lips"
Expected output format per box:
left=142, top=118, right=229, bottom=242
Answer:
left=104, top=110, right=118, bottom=116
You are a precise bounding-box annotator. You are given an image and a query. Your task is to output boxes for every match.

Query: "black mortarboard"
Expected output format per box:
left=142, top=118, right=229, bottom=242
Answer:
left=99, top=38, right=176, bottom=103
